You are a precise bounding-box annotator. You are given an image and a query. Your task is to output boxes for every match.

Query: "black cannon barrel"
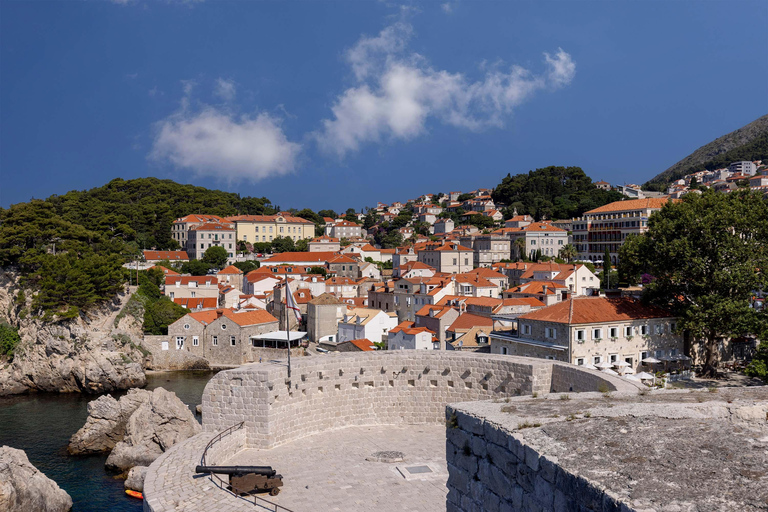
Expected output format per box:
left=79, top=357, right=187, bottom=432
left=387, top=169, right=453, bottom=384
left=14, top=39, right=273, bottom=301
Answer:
left=195, top=465, right=276, bottom=477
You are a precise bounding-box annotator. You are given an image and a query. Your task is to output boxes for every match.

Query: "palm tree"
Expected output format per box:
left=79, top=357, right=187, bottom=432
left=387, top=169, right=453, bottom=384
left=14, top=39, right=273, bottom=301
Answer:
left=513, top=237, right=526, bottom=261
left=559, top=244, right=578, bottom=263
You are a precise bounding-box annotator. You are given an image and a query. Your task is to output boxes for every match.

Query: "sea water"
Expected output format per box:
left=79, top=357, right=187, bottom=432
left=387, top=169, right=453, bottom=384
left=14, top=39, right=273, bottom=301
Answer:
left=0, top=371, right=217, bottom=511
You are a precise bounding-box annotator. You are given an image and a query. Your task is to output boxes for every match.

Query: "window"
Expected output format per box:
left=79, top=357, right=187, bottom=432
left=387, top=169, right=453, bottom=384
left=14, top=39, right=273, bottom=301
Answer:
left=452, top=258, right=457, bottom=265
left=655, top=350, right=663, bottom=358
left=192, top=336, right=199, bottom=346
left=230, top=336, right=236, bottom=346
left=609, top=327, right=618, bottom=338
left=175, top=336, right=184, bottom=349
left=610, top=354, right=618, bottom=363
left=655, top=324, right=663, bottom=335
left=501, top=347, right=508, bottom=355
left=221, top=324, right=227, bottom=330
left=641, top=351, right=649, bottom=360
left=669, top=349, right=677, bottom=356
left=624, top=326, right=633, bottom=337
left=184, top=324, right=189, bottom=330
left=531, top=240, right=536, bottom=245
left=640, top=325, right=648, bottom=335
left=592, top=328, right=602, bottom=340
left=593, top=356, right=602, bottom=365
left=190, top=291, right=196, bottom=298
left=545, top=327, right=557, bottom=339
left=169, top=292, right=175, bottom=299
left=212, top=336, right=218, bottom=346
left=522, top=324, right=531, bottom=335
left=576, top=329, right=585, bottom=342
left=576, top=358, right=584, bottom=366
left=671, top=322, right=677, bottom=332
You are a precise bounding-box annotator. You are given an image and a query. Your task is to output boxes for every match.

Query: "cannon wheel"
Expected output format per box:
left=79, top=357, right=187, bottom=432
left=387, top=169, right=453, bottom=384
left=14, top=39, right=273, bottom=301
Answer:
left=269, top=488, right=280, bottom=496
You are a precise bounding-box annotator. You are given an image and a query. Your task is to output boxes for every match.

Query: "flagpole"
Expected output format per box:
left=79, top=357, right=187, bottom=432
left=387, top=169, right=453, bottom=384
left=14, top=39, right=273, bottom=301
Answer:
left=285, top=277, right=291, bottom=379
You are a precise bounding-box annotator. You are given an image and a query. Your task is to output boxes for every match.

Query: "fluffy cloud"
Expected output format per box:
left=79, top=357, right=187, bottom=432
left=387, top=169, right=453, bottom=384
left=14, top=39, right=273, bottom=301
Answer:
left=151, top=107, right=300, bottom=182
left=316, top=22, right=576, bottom=158
left=214, top=78, right=236, bottom=102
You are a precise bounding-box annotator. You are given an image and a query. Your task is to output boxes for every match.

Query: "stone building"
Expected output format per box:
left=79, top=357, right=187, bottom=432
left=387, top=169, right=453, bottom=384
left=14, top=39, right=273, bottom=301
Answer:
left=306, top=293, right=345, bottom=343
left=491, top=296, right=682, bottom=371
left=417, top=242, right=473, bottom=274
left=216, top=265, right=244, bottom=291
left=308, top=236, right=341, bottom=253
left=167, top=309, right=279, bottom=365
left=186, top=222, right=237, bottom=260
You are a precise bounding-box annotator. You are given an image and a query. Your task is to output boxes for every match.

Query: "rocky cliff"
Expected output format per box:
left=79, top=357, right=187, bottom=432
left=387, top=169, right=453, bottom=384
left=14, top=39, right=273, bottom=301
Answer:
left=0, top=270, right=148, bottom=396
left=0, top=446, right=73, bottom=512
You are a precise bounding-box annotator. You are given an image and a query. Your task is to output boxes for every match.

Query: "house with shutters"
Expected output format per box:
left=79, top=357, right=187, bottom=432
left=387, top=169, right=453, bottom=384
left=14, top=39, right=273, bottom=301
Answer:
left=387, top=321, right=436, bottom=351
left=490, top=297, right=682, bottom=372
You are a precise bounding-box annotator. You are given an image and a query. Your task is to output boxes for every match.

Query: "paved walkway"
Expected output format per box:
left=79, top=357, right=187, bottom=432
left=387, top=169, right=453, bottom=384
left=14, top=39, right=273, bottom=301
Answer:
left=227, top=425, right=448, bottom=512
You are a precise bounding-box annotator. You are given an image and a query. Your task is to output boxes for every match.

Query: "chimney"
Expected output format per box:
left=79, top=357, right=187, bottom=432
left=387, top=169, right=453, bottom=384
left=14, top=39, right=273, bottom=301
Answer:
left=543, top=285, right=548, bottom=295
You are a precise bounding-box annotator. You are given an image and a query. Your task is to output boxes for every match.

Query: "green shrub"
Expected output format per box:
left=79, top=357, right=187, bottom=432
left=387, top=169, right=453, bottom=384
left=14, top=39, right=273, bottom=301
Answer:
left=0, top=324, right=21, bottom=359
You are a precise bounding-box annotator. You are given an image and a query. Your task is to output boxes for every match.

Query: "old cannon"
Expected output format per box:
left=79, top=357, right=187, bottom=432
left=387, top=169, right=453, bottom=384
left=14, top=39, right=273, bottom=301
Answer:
left=195, top=465, right=284, bottom=496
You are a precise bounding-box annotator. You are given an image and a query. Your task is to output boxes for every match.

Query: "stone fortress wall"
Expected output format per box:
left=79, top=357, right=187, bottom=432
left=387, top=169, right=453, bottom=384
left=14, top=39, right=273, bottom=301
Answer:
left=200, top=352, right=639, bottom=449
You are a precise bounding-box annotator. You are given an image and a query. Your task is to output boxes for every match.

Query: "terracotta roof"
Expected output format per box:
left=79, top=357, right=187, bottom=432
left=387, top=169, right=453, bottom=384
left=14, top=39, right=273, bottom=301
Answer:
left=174, top=214, right=227, bottom=224
left=421, top=242, right=473, bottom=252
left=585, top=198, right=672, bottom=214
left=218, top=265, right=244, bottom=275
left=343, top=339, right=376, bottom=351
left=448, top=313, right=493, bottom=332
left=415, top=305, right=454, bottom=318
left=518, top=223, right=566, bottom=233
left=262, top=252, right=340, bottom=264
left=189, top=222, right=234, bottom=231
left=173, top=297, right=218, bottom=309
left=505, top=281, right=565, bottom=295
left=226, top=214, right=313, bottom=224
left=502, top=297, right=546, bottom=308
left=144, top=250, right=190, bottom=261
left=463, top=268, right=508, bottom=280
left=328, top=255, right=358, bottom=264
left=165, top=276, right=217, bottom=286
left=518, top=297, right=675, bottom=324
left=334, top=220, right=360, bottom=227
left=454, top=274, right=496, bottom=288
left=389, top=321, right=435, bottom=336
left=325, top=276, right=358, bottom=285
left=221, top=309, right=278, bottom=326
left=311, top=236, right=339, bottom=242
left=187, top=310, right=220, bottom=325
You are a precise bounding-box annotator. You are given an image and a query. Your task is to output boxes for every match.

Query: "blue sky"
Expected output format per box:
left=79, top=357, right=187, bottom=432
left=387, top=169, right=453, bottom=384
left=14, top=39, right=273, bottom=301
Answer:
left=1, top=1, right=766, bottom=212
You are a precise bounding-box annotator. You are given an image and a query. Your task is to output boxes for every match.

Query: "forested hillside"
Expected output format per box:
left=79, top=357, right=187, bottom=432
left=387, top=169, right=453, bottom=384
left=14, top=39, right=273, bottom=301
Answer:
left=0, top=178, right=275, bottom=319
left=643, top=114, right=768, bottom=191
left=491, top=166, right=624, bottom=220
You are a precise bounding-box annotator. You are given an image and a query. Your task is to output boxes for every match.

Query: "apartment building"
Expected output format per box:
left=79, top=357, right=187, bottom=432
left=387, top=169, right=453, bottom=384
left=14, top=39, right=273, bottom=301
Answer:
left=227, top=213, right=315, bottom=244
left=187, top=222, right=237, bottom=260
left=417, top=241, right=473, bottom=274
left=572, top=198, right=671, bottom=264
left=171, top=214, right=228, bottom=248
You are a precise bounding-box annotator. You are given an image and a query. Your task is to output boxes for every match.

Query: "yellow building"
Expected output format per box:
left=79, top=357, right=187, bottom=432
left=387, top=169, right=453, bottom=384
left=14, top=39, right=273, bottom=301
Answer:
left=227, top=214, right=315, bottom=244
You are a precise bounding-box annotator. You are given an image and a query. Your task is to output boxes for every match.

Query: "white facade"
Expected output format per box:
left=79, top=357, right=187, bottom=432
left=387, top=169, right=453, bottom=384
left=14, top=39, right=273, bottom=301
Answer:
left=337, top=309, right=398, bottom=344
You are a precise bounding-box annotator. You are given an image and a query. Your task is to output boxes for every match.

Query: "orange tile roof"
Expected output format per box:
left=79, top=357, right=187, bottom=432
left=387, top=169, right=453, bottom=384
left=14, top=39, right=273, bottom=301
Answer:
left=585, top=198, right=672, bottom=214
left=454, top=274, right=496, bottom=288
left=173, top=297, right=218, bottom=309
left=174, top=214, right=227, bottom=224
left=345, top=339, right=376, bottom=351
left=189, top=222, right=235, bottom=231
left=448, top=313, right=493, bottom=332
left=144, top=250, right=190, bottom=261
left=328, top=255, right=358, bottom=264
left=165, top=276, right=217, bottom=286
left=217, top=265, right=244, bottom=275
left=518, top=223, right=566, bottom=233
left=226, top=214, right=313, bottom=224
left=262, top=252, right=340, bottom=264
left=502, top=297, right=546, bottom=308
left=389, top=321, right=435, bottom=336
left=187, top=310, right=220, bottom=325
left=463, top=268, right=508, bottom=280
left=506, top=281, right=565, bottom=295
left=415, top=304, right=454, bottom=318
left=221, top=309, right=278, bottom=326
left=311, top=236, right=340, bottom=242
left=519, top=297, right=674, bottom=324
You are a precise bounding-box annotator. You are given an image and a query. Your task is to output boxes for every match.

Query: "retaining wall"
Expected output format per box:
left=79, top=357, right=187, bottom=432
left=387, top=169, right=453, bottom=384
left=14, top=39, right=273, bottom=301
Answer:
left=201, top=352, right=639, bottom=449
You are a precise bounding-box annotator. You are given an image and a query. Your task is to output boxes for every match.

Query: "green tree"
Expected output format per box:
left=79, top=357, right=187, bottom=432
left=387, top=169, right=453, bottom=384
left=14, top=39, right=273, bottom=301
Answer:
left=180, top=259, right=210, bottom=276
left=202, top=246, right=229, bottom=268
left=513, top=238, right=526, bottom=261
left=233, top=260, right=260, bottom=273
left=318, top=209, right=337, bottom=220
left=0, top=323, right=21, bottom=359
left=295, top=238, right=309, bottom=252
left=271, top=236, right=296, bottom=253
left=457, top=193, right=474, bottom=202
left=619, top=189, right=768, bottom=376
left=559, top=244, right=578, bottom=263
left=307, top=266, right=328, bottom=277
left=143, top=297, right=189, bottom=335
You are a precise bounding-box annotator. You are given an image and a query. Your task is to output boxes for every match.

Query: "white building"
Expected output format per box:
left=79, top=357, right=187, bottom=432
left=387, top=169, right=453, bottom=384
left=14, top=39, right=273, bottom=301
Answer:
left=337, top=308, right=398, bottom=344
left=728, top=161, right=757, bottom=176
left=387, top=321, right=436, bottom=350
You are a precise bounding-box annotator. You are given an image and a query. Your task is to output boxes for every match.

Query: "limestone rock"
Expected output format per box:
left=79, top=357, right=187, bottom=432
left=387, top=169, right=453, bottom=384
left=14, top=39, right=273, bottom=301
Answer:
left=196, top=404, right=202, bottom=415
left=124, top=466, right=148, bottom=492
left=0, top=275, right=147, bottom=397
left=68, top=389, right=151, bottom=455
left=0, top=446, right=73, bottom=512
left=105, top=388, right=201, bottom=471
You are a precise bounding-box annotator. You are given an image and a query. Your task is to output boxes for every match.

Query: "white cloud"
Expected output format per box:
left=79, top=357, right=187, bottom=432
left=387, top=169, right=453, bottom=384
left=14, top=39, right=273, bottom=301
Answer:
left=151, top=108, right=301, bottom=182
left=214, top=78, right=236, bottom=102
left=316, top=22, right=576, bottom=158
left=441, top=3, right=453, bottom=14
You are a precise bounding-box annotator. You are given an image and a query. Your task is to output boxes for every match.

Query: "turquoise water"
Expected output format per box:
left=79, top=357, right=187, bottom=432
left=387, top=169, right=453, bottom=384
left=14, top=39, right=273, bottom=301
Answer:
left=0, top=371, right=216, bottom=511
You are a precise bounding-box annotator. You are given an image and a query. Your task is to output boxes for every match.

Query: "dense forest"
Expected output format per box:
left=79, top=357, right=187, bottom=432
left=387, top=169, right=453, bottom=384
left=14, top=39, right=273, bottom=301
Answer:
left=0, top=178, right=275, bottom=319
left=643, top=114, right=768, bottom=191
left=491, top=166, right=625, bottom=220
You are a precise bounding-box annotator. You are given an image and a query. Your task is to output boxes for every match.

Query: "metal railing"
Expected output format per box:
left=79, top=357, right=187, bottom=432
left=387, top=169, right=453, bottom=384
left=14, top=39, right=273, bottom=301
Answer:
left=199, top=422, right=295, bottom=512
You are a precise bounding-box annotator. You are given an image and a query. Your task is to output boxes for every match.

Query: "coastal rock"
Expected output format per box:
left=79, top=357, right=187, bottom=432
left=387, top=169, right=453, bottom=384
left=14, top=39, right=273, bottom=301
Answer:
left=68, top=389, right=152, bottom=455
left=0, top=446, right=73, bottom=512
left=105, top=388, right=201, bottom=471
left=0, top=274, right=147, bottom=397
left=124, top=466, right=148, bottom=492
left=196, top=404, right=202, bottom=415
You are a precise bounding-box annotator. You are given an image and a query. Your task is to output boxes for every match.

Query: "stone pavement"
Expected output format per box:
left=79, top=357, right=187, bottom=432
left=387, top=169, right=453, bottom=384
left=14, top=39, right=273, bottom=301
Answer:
left=227, top=425, right=448, bottom=512
left=143, top=425, right=448, bottom=512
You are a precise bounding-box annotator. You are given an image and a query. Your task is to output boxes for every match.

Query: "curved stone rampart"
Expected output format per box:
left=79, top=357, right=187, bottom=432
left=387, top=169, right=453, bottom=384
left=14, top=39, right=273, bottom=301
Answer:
left=201, top=352, right=639, bottom=449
